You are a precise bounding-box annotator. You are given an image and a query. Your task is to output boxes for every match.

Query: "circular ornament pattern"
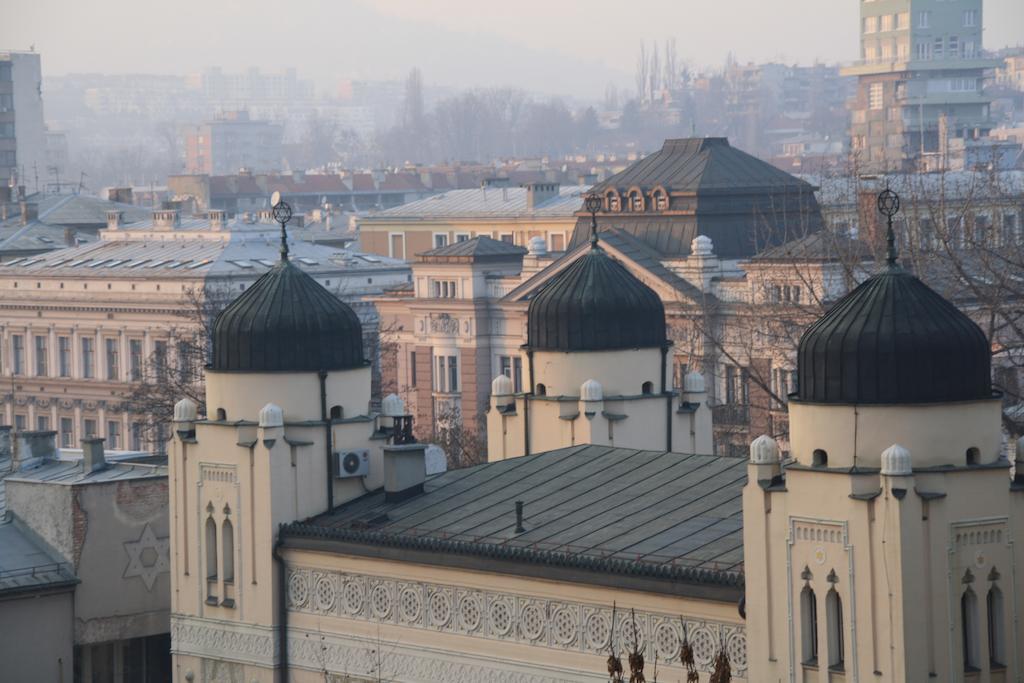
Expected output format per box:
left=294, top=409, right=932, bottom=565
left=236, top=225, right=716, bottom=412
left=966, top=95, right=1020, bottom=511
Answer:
left=459, top=594, right=482, bottom=632
left=429, top=590, right=452, bottom=627
left=585, top=612, right=611, bottom=651
left=690, top=626, right=716, bottom=668
left=370, top=584, right=392, bottom=619
left=552, top=607, right=578, bottom=645
left=655, top=621, right=680, bottom=659
left=490, top=599, right=513, bottom=636
left=342, top=580, right=364, bottom=615
left=399, top=586, right=422, bottom=623
left=727, top=631, right=748, bottom=670
left=520, top=603, right=546, bottom=641
left=288, top=572, right=308, bottom=608
left=314, top=575, right=336, bottom=612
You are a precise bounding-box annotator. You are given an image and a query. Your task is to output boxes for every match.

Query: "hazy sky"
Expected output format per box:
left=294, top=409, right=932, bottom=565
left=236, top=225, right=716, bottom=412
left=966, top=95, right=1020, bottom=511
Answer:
left=4, top=0, right=1023, bottom=98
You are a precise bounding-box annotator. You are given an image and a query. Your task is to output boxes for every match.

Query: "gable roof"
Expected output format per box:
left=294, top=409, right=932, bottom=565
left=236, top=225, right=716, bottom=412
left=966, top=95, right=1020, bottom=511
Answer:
left=592, top=138, right=815, bottom=194
left=282, top=445, right=746, bottom=599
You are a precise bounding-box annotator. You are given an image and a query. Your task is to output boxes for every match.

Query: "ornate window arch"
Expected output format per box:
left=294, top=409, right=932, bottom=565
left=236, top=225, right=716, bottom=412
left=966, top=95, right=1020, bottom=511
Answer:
left=627, top=187, right=645, bottom=212
left=826, top=588, right=845, bottom=670
left=800, top=582, right=818, bottom=664
left=205, top=515, right=218, bottom=581
left=222, top=507, right=235, bottom=584
left=652, top=186, right=669, bottom=211
left=987, top=583, right=1005, bottom=667
left=962, top=586, right=980, bottom=671
left=604, top=189, right=621, bottom=212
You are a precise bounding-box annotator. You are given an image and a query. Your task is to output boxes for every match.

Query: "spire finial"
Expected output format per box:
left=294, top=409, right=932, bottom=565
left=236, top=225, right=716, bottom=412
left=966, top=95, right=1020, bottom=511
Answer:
left=271, top=195, right=293, bottom=261
left=877, top=184, right=900, bottom=268
left=583, top=192, right=602, bottom=248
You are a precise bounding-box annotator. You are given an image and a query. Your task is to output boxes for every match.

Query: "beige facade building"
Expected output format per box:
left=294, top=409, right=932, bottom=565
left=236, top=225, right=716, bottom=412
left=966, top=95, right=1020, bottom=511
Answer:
left=0, top=209, right=408, bottom=453
left=359, top=182, right=587, bottom=260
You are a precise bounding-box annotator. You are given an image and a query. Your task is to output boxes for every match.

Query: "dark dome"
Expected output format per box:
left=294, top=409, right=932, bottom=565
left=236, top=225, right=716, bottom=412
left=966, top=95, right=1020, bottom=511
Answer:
left=797, top=266, right=991, bottom=404
left=527, top=246, right=666, bottom=351
left=212, top=259, right=365, bottom=372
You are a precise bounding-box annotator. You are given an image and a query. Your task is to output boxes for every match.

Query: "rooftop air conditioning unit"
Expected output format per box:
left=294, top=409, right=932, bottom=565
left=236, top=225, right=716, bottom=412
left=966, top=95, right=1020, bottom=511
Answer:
left=335, top=449, right=369, bottom=478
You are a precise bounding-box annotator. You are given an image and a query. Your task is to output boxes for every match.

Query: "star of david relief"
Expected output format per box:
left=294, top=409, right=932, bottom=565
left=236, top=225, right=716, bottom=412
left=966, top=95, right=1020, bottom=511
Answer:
left=123, top=523, right=170, bottom=591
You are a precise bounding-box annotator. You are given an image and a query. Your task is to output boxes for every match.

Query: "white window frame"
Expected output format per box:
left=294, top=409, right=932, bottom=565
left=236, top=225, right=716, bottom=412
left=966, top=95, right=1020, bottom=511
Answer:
left=388, top=232, right=406, bottom=260
left=433, top=232, right=449, bottom=249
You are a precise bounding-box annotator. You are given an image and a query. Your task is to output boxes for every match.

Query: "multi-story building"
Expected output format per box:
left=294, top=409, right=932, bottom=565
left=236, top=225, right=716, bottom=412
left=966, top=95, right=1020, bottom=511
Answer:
left=843, top=0, right=1000, bottom=171
left=0, top=51, right=46, bottom=190
left=0, top=208, right=409, bottom=452
left=360, top=181, right=589, bottom=260
left=182, top=111, right=283, bottom=176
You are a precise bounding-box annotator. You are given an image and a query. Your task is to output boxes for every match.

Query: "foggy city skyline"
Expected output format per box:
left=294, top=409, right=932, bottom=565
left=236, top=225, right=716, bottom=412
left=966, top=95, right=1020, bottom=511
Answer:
left=4, top=0, right=1023, bottom=98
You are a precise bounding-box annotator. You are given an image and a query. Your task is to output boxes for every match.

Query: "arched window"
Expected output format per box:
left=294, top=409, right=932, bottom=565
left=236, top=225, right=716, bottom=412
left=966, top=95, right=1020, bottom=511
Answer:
left=222, top=518, right=234, bottom=583
left=653, top=189, right=668, bottom=211
left=330, top=405, right=343, bottom=420
left=826, top=589, right=845, bottom=670
left=535, top=383, right=547, bottom=396
left=966, top=447, right=980, bottom=466
left=205, top=517, right=218, bottom=581
left=215, top=408, right=226, bottom=421
left=962, top=588, right=980, bottom=671
left=605, top=191, right=621, bottom=212
left=813, top=449, right=829, bottom=467
left=801, top=586, right=818, bottom=664
left=628, top=190, right=644, bottom=212
left=641, top=381, right=654, bottom=395
left=987, top=586, right=1005, bottom=667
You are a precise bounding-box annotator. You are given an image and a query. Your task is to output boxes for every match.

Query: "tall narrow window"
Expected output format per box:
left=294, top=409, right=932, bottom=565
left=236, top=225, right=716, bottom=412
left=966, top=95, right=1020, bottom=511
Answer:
left=81, top=337, right=94, bottom=378
left=105, top=338, right=119, bottom=380
left=205, top=517, right=218, bottom=580
left=154, top=340, right=167, bottom=381
left=962, top=588, right=979, bottom=671
left=12, top=334, right=24, bottom=375
left=987, top=586, right=1005, bottom=667
left=448, top=355, right=458, bottom=392
left=129, top=339, right=143, bottom=381
left=58, top=336, right=71, bottom=377
left=60, top=417, right=74, bottom=448
left=409, top=351, right=417, bottom=387
left=801, top=586, right=819, bottom=664
left=827, top=589, right=845, bottom=670
left=222, top=518, right=235, bottom=583
left=34, top=335, right=48, bottom=376
left=107, top=421, right=120, bottom=449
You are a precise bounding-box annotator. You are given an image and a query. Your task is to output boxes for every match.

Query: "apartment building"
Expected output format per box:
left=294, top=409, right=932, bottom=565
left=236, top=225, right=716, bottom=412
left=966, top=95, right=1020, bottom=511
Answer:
left=0, top=51, right=46, bottom=189
left=182, top=111, right=283, bottom=175
left=843, top=0, right=999, bottom=170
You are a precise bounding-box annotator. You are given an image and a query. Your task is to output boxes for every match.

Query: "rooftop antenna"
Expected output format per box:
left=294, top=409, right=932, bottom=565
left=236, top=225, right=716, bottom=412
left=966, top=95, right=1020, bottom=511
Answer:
left=876, top=184, right=901, bottom=268
left=270, top=190, right=293, bottom=261
left=584, top=192, right=602, bottom=248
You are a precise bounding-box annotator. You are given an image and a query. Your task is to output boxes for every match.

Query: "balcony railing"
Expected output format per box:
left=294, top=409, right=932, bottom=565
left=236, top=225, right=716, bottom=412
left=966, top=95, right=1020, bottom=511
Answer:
left=712, top=403, right=750, bottom=425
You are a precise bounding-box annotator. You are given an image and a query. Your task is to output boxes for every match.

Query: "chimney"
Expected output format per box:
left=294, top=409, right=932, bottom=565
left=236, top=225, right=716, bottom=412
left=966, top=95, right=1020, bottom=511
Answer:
left=13, top=430, right=57, bottom=471
left=64, top=228, right=75, bottom=247
left=208, top=209, right=227, bottom=231
left=81, top=437, right=107, bottom=473
left=19, top=201, right=38, bottom=226
left=0, top=185, right=9, bottom=204
left=525, top=182, right=559, bottom=210
left=382, top=443, right=427, bottom=502
left=106, top=210, right=123, bottom=230
left=152, top=209, right=180, bottom=230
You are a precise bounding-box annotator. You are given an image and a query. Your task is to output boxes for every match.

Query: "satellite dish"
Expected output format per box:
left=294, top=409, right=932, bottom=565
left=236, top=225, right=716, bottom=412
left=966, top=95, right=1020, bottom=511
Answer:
left=270, top=191, right=281, bottom=207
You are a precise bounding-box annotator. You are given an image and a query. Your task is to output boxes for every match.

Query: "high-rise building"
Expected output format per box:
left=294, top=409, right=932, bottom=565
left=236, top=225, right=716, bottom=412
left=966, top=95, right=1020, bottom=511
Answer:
left=0, top=51, right=47, bottom=190
left=182, top=111, right=283, bottom=176
left=843, top=0, right=999, bottom=171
